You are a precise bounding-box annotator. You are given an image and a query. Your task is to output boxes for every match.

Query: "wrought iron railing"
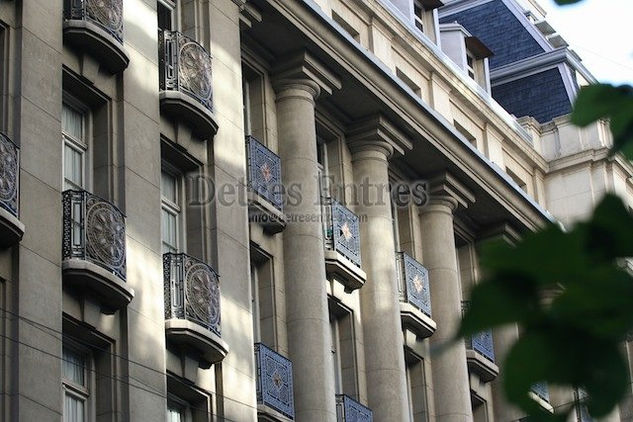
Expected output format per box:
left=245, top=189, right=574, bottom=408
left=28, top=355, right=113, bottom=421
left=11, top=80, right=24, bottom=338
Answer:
left=163, top=253, right=221, bottom=336
left=246, top=136, right=283, bottom=211
left=396, top=252, right=432, bottom=317
left=462, top=301, right=495, bottom=362
left=336, top=394, right=372, bottom=422
left=531, top=382, right=550, bottom=402
left=64, top=0, right=124, bottom=42
left=159, top=30, right=213, bottom=112
left=62, top=190, right=126, bottom=280
left=255, top=343, right=294, bottom=419
left=0, top=133, right=19, bottom=218
left=323, top=198, right=362, bottom=267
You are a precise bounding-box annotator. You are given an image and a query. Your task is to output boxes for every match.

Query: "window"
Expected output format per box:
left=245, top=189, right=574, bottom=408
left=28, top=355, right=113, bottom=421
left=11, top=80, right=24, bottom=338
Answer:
left=161, top=168, right=183, bottom=254
left=317, top=139, right=331, bottom=198
left=466, top=53, right=476, bottom=80
left=158, top=0, right=177, bottom=31
left=250, top=248, right=276, bottom=346
left=405, top=349, right=430, bottom=422
left=62, top=346, right=92, bottom=422
left=167, top=397, right=193, bottom=422
left=414, top=1, right=424, bottom=32
left=330, top=312, right=343, bottom=394
left=250, top=263, right=260, bottom=341
left=328, top=300, right=358, bottom=397
left=471, top=392, right=489, bottom=422
left=243, top=78, right=252, bottom=137
left=391, top=195, right=402, bottom=252
left=62, top=103, right=87, bottom=191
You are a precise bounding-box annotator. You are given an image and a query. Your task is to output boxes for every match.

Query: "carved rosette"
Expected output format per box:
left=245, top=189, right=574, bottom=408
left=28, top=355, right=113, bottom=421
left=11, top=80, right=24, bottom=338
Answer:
left=255, top=343, right=294, bottom=419
left=0, top=133, right=18, bottom=216
left=85, top=195, right=126, bottom=278
left=86, top=0, right=123, bottom=40
left=401, top=253, right=432, bottom=317
left=247, top=136, right=283, bottom=210
left=332, top=200, right=362, bottom=267
left=177, top=35, right=213, bottom=108
left=184, top=256, right=220, bottom=335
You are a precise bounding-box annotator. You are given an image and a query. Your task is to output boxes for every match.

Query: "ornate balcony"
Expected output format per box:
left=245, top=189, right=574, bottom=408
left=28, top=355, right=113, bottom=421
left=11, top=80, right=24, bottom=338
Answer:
left=246, top=136, right=286, bottom=234
left=63, top=0, right=129, bottom=73
left=336, top=395, right=372, bottom=422
left=159, top=30, right=218, bottom=138
left=0, top=133, right=24, bottom=248
left=62, top=190, right=133, bottom=311
left=323, top=198, right=366, bottom=291
left=255, top=343, right=295, bottom=421
left=396, top=252, right=436, bottom=338
left=163, top=253, right=228, bottom=366
left=462, top=301, right=499, bottom=382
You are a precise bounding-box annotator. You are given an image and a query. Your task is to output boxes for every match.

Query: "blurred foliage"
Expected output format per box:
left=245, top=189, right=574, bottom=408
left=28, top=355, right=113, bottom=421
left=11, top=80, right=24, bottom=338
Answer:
left=460, top=13, right=633, bottom=419
left=460, top=196, right=633, bottom=420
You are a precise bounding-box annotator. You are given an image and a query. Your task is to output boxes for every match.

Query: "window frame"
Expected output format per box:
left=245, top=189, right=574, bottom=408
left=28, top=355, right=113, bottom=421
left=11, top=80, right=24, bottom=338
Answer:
left=158, top=0, right=179, bottom=32
left=62, top=99, right=91, bottom=191
left=167, top=394, right=194, bottom=422
left=161, top=163, right=186, bottom=254
left=62, top=343, right=95, bottom=422
left=413, top=1, right=425, bottom=32
left=466, top=52, right=476, bottom=80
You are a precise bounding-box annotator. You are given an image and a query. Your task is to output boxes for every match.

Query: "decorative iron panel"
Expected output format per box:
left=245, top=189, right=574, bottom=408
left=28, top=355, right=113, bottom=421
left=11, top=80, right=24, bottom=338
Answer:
left=163, top=253, right=221, bottom=336
left=255, top=343, right=295, bottom=419
left=462, top=301, right=495, bottom=362
left=246, top=136, right=283, bottom=211
left=336, top=394, right=372, bottom=422
left=62, top=190, right=126, bottom=280
left=65, top=0, right=124, bottom=43
left=396, top=252, right=432, bottom=317
left=159, top=30, right=213, bottom=112
left=326, top=199, right=361, bottom=267
left=0, top=133, right=18, bottom=217
left=531, top=382, right=550, bottom=402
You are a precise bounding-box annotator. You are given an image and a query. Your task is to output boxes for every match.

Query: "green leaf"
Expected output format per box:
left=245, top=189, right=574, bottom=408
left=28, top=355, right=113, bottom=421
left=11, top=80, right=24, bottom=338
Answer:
left=571, top=84, right=633, bottom=160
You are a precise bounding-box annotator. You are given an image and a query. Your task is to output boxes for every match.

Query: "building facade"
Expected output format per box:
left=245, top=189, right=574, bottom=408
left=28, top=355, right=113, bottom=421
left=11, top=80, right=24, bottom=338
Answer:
left=0, top=0, right=630, bottom=422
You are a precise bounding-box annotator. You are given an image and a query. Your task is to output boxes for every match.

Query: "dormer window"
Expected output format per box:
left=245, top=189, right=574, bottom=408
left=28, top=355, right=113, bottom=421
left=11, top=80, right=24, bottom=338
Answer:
left=411, top=0, right=444, bottom=43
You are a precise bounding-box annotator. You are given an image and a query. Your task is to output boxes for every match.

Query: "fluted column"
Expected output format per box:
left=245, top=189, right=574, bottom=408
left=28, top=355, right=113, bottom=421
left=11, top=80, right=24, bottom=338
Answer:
left=420, top=177, right=474, bottom=422
left=274, top=53, right=341, bottom=422
left=349, top=116, right=411, bottom=422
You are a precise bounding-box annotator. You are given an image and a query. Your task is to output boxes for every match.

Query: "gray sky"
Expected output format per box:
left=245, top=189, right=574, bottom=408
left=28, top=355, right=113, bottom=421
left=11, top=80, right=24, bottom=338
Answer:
left=539, top=0, right=633, bottom=85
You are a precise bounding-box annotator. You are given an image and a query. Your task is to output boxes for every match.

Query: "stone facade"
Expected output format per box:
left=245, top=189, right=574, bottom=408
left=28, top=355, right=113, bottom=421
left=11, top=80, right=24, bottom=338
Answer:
left=0, top=0, right=630, bottom=422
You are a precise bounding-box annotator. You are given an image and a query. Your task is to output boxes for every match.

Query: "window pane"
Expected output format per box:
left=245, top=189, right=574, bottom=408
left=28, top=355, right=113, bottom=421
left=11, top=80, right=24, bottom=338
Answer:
left=161, top=171, right=177, bottom=203
left=64, top=394, right=85, bottom=422
left=161, top=208, right=178, bottom=254
left=62, top=347, right=85, bottom=386
left=64, top=143, right=83, bottom=190
left=62, top=104, right=83, bottom=141
left=167, top=404, right=183, bottom=422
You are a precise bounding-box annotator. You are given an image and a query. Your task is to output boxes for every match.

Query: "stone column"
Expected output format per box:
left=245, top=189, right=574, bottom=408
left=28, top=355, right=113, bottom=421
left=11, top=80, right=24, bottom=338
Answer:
left=274, top=52, right=341, bottom=422
left=419, top=175, right=474, bottom=422
left=491, top=324, right=525, bottom=421
left=348, top=116, right=410, bottom=422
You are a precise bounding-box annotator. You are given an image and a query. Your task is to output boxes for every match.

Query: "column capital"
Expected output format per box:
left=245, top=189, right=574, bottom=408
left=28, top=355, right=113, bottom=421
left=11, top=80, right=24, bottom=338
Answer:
left=272, top=51, right=341, bottom=99
left=347, top=114, right=412, bottom=160
left=420, top=172, right=475, bottom=214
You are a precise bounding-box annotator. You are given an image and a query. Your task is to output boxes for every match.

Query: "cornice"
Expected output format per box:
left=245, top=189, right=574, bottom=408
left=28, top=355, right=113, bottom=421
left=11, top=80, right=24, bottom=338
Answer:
left=272, top=50, right=342, bottom=96
left=491, top=47, right=597, bottom=86
left=347, top=114, right=413, bottom=158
